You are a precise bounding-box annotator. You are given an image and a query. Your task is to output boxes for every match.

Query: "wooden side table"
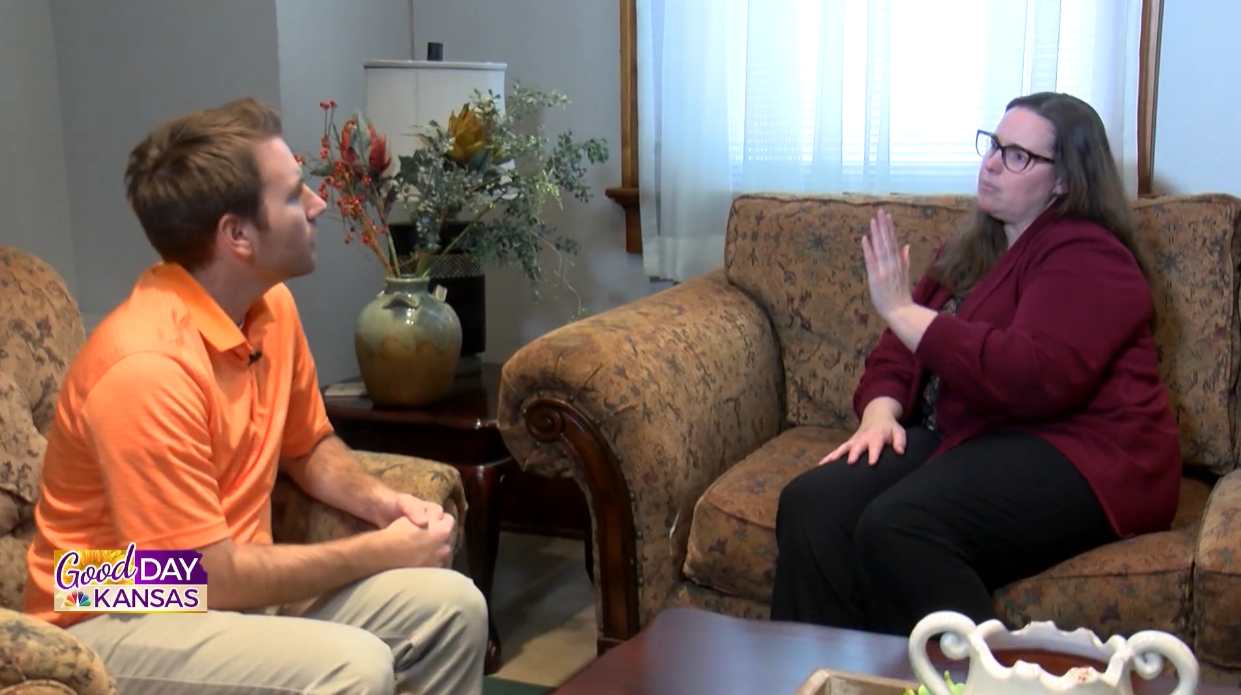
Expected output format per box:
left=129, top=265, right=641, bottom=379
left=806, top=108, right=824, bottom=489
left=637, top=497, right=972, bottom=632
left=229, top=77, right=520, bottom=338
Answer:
left=322, top=363, right=515, bottom=675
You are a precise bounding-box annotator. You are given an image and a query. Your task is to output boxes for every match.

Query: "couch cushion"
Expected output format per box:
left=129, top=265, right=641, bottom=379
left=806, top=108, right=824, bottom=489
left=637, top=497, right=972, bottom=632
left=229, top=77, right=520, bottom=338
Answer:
left=1132, top=195, right=1241, bottom=476
left=683, top=424, right=1211, bottom=637
left=722, top=194, right=1241, bottom=475
left=683, top=426, right=849, bottom=602
left=1191, top=469, right=1241, bottom=669
left=993, top=468, right=1209, bottom=646
left=993, top=524, right=1199, bottom=645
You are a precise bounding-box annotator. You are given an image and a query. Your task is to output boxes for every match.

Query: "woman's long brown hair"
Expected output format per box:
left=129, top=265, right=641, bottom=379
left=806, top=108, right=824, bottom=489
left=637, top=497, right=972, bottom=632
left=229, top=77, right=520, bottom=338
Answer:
left=926, top=92, right=1154, bottom=296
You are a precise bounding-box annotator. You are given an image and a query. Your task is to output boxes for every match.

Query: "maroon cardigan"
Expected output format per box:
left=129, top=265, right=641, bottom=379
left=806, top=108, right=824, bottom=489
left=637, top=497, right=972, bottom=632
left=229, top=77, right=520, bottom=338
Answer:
left=853, top=209, right=1182, bottom=539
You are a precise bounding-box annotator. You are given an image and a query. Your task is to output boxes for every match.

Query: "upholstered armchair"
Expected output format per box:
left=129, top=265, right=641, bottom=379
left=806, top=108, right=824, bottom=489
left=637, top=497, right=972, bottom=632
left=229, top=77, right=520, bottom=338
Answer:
left=498, top=192, right=1241, bottom=685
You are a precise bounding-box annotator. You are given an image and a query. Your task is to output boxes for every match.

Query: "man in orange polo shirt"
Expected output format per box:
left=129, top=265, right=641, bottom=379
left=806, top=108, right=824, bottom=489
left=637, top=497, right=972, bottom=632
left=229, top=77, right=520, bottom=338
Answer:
left=24, top=97, right=487, bottom=695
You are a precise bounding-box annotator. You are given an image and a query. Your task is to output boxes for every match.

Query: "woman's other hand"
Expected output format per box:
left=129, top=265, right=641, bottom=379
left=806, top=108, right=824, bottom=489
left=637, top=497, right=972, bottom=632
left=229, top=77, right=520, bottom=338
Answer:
left=820, top=397, right=907, bottom=466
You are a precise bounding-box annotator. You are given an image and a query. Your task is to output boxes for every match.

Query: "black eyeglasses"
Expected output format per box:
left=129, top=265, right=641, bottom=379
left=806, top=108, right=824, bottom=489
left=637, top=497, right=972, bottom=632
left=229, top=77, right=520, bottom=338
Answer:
left=976, top=130, right=1055, bottom=173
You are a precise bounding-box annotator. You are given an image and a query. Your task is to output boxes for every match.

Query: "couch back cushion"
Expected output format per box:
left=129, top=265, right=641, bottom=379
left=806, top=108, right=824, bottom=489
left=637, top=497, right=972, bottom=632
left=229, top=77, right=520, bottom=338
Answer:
left=723, top=193, right=1241, bottom=475
left=0, top=245, right=85, bottom=611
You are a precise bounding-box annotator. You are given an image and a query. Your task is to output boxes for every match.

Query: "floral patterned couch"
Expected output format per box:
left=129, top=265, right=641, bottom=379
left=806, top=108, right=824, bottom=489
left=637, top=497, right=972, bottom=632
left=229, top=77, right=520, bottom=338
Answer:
left=0, top=246, right=469, bottom=695
left=497, top=192, right=1241, bottom=685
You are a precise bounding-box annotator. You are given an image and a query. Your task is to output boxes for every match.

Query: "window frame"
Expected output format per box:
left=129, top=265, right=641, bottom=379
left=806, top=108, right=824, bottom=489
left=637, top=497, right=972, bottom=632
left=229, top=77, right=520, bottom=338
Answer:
left=607, top=0, right=1166, bottom=255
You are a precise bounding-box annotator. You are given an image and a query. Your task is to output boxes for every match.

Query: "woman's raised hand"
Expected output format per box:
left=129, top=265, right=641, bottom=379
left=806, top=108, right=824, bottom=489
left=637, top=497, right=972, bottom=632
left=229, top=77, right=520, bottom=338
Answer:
left=862, top=209, right=914, bottom=321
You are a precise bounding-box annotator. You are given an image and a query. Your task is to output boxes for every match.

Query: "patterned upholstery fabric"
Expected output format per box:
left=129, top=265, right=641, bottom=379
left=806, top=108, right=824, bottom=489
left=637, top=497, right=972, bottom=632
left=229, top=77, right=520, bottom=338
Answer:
left=0, top=247, right=84, bottom=615
left=499, top=268, right=786, bottom=631
left=0, top=245, right=468, bottom=695
left=498, top=193, right=1241, bottom=686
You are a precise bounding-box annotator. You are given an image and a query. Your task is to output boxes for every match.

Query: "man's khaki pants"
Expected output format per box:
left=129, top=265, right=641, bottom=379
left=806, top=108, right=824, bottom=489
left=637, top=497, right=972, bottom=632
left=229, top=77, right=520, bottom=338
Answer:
left=66, top=567, right=489, bottom=695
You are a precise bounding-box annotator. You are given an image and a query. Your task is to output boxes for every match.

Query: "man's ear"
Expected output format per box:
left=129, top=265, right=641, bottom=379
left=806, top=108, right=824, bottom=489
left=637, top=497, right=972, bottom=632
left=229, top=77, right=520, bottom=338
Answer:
left=217, top=214, right=256, bottom=261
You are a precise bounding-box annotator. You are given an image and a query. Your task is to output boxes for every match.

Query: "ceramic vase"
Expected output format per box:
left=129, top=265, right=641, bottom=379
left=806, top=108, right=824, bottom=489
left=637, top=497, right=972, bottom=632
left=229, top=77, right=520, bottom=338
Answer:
left=908, top=611, right=1198, bottom=695
left=354, top=276, right=462, bottom=407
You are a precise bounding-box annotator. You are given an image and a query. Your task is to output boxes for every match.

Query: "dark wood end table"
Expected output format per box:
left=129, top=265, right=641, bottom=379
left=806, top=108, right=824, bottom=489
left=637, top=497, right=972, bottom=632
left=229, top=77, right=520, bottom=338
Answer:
left=551, top=608, right=1231, bottom=695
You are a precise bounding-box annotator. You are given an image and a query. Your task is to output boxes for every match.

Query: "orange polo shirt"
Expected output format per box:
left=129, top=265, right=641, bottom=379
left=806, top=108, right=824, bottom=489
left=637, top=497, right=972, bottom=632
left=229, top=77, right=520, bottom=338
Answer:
left=24, top=262, right=334, bottom=627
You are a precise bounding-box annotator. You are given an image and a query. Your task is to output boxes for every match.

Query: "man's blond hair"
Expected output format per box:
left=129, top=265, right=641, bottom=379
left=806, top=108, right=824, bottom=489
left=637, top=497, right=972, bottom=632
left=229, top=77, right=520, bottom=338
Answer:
left=124, top=97, right=284, bottom=271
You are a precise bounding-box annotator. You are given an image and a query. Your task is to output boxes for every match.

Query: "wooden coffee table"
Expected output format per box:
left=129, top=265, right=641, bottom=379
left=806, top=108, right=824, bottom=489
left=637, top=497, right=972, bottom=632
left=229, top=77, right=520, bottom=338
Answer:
left=552, top=608, right=1229, bottom=695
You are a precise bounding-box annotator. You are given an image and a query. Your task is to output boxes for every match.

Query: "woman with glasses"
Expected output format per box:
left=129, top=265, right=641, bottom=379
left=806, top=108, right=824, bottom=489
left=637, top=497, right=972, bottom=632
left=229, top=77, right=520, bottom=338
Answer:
left=770, top=92, right=1181, bottom=637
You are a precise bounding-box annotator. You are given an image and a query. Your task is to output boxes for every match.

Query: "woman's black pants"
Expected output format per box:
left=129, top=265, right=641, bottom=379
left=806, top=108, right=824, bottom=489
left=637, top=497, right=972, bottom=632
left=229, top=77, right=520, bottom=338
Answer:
left=769, top=426, right=1119, bottom=635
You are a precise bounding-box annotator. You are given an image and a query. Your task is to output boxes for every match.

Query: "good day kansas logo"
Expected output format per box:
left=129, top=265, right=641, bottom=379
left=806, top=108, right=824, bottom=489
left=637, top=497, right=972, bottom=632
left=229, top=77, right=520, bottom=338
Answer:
left=54, top=543, right=208, bottom=613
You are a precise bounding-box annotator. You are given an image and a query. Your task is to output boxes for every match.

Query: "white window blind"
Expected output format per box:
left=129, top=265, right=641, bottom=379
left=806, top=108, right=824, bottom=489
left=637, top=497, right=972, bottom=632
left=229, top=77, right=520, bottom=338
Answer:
left=724, top=0, right=1105, bottom=192
left=637, top=0, right=1142, bottom=281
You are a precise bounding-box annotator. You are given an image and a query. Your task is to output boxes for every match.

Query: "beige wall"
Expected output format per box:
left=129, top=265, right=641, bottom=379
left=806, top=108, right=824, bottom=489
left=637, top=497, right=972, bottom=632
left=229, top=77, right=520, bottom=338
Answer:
left=0, top=0, right=76, bottom=295
left=47, top=0, right=283, bottom=333
left=1149, top=0, right=1241, bottom=197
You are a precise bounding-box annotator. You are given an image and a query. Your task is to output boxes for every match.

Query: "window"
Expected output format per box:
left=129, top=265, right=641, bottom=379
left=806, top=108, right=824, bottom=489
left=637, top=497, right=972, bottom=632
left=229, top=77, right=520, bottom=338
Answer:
left=655, top=0, right=1131, bottom=193
left=608, top=0, right=1164, bottom=261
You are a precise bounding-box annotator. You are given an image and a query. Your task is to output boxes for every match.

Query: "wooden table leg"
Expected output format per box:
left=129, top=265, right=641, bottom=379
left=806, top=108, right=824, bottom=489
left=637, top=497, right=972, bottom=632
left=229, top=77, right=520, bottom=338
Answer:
left=459, top=458, right=513, bottom=675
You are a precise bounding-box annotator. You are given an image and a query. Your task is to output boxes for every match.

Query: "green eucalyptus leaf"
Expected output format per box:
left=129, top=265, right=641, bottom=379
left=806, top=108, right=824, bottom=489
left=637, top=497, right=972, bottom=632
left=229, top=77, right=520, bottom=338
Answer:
left=368, top=83, right=609, bottom=320
left=467, top=146, right=491, bottom=173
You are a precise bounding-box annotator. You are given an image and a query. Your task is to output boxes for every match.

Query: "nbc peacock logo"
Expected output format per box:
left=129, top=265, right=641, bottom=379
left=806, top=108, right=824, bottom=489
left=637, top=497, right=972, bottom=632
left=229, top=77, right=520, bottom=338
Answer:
left=53, top=543, right=208, bottom=614
left=63, top=590, right=91, bottom=607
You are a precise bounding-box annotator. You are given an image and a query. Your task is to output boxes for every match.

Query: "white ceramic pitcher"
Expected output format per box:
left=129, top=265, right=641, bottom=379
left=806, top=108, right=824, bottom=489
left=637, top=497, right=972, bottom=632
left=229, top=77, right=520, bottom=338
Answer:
left=908, top=611, right=1199, bottom=695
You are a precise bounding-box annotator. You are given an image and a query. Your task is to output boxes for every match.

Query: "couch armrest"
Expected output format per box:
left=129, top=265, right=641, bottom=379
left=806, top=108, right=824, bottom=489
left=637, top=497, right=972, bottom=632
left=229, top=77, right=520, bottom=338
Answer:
left=497, top=267, right=784, bottom=646
left=1193, top=468, right=1241, bottom=668
left=271, top=451, right=468, bottom=559
left=0, top=608, right=115, bottom=695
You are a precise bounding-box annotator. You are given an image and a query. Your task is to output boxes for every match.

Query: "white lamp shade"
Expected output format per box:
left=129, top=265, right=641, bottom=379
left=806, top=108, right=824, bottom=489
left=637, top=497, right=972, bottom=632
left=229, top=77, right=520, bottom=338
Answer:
left=363, top=59, right=507, bottom=167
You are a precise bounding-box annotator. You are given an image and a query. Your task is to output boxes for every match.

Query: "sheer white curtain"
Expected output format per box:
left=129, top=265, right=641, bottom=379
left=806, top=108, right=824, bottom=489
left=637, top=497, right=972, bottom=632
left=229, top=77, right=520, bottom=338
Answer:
left=636, top=0, right=1144, bottom=282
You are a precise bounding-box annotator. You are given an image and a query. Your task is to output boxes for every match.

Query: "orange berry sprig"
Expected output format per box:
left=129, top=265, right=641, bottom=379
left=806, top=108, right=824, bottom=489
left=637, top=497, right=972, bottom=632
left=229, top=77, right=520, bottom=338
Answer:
left=302, top=99, right=399, bottom=277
